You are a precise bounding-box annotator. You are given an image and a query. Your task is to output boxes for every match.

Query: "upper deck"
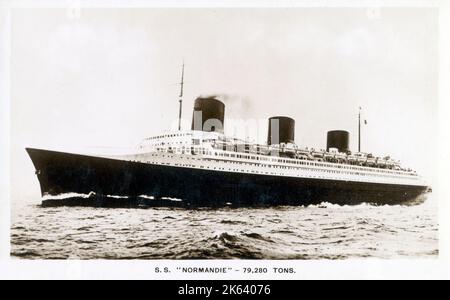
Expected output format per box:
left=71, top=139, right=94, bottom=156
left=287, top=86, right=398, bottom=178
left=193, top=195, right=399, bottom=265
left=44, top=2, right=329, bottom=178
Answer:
left=138, top=131, right=414, bottom=171
left=129, top=130, right=426, bottom=185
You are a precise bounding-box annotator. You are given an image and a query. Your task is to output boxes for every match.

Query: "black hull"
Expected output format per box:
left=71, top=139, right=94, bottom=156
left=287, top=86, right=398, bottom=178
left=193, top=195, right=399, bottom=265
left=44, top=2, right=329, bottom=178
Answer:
left=26, top=148, right=428, bottom=208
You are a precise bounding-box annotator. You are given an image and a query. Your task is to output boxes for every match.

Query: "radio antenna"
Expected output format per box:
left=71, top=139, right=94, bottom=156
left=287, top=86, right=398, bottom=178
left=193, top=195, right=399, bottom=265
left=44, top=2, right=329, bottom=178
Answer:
left=358, top=107, right=362, bottom=152
left=178, top=61, right=185, bottom=131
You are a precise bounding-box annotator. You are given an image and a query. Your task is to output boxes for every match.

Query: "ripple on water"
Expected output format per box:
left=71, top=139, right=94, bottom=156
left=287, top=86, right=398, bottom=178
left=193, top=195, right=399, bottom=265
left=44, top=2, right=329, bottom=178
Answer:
left=10, top=199, right=439, bottom=260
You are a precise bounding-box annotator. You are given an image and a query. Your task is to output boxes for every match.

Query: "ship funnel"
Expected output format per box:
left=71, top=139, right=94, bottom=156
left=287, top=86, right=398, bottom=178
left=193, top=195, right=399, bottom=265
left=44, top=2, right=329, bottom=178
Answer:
left=268, top=116, right=295, bottom=145
left=191, top=97, right=225, bottom=133
left=327, top=130, right=350, bottom=153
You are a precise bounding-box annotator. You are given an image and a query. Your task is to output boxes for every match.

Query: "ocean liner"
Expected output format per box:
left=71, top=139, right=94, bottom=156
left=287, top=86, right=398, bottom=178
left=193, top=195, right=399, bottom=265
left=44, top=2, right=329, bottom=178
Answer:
left=27, top=69, right=428, bottom=208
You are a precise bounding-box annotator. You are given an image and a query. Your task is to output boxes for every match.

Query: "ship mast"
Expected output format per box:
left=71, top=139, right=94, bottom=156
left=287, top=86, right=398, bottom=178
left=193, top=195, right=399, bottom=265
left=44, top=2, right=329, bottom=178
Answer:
left=358, top=107, right=361, bottom=152
left=178, top=61, right=185, bottom=131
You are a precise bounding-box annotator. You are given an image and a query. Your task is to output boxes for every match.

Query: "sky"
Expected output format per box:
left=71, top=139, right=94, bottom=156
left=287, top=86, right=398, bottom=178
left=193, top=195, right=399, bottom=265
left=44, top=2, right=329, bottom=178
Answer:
left=9, top=7, right=438, bottom=202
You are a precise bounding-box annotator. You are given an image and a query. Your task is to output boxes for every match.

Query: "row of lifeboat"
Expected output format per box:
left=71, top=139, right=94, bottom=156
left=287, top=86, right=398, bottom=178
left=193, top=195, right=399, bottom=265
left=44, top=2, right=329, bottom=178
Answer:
left=211, top=140, right=408, bottom=171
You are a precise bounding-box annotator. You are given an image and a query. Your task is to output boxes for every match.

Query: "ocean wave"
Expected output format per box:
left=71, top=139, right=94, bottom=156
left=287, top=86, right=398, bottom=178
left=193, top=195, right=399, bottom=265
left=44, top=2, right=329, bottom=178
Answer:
left=242, top=232, right=275, bottom=243
left=215, top=231, right=239, bottom=243
left=10, top=199, right=439, bottom=260
left=38, top=192, right=434, bottom=209
left=42, top=192, right=98, bottom=200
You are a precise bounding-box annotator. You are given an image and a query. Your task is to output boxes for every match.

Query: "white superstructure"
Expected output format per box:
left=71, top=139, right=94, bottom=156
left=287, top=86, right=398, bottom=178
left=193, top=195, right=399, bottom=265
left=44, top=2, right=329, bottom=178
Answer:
left=106, top=130, right=426, bottom=187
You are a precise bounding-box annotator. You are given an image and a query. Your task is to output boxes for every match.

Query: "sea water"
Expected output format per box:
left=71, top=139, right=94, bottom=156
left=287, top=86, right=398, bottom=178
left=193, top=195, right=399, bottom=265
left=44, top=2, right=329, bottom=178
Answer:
left=11, top=195, right=438, bottom=259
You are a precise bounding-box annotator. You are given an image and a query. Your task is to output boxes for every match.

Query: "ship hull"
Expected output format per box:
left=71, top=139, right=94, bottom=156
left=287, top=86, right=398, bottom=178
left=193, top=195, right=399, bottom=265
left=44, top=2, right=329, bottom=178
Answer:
left=26, top=148, right=428, bottom=208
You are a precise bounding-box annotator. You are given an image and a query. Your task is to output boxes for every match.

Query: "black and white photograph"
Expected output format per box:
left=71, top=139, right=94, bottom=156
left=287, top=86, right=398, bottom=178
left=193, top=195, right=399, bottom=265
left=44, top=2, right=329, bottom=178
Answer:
left=1, top=0, right=450, bottom=281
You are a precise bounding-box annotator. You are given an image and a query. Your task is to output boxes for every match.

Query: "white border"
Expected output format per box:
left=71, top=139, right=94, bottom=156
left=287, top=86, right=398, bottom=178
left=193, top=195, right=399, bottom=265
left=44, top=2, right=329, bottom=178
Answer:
left=4, top=0, right=442, bottom=8
left=1, top=0, right=449, bottom=280
left=438, top=0, right=450, bottom=264
left=0, top=0, right=12, bottom=265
